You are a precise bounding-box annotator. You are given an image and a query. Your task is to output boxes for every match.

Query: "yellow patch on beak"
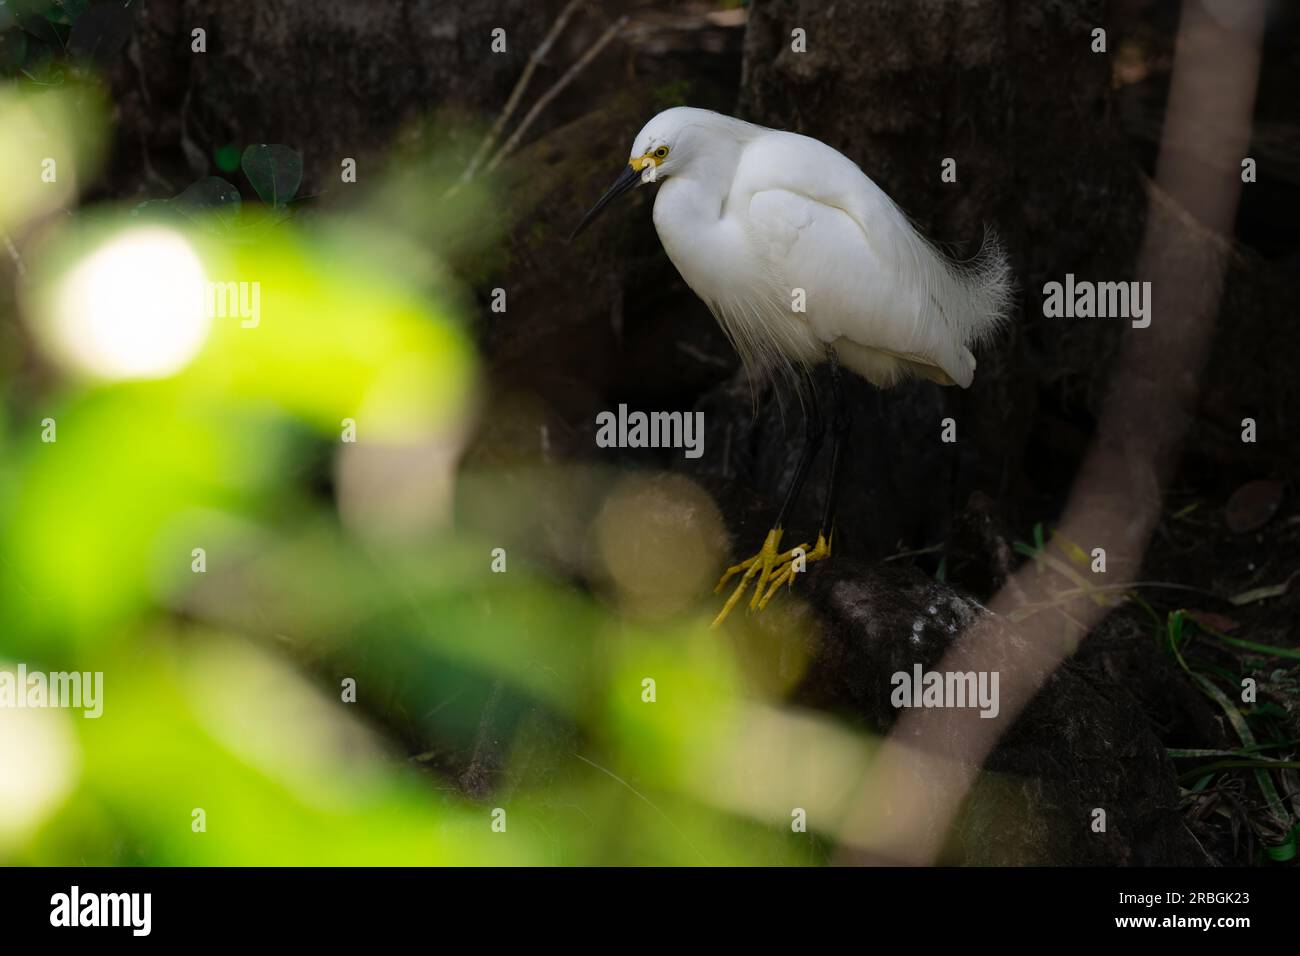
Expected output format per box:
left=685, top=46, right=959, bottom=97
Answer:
left=629, top=154, right=660, bottom=172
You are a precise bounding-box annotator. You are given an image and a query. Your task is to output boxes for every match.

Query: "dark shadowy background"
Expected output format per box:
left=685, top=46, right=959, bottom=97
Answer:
left=2, top=0, right=1297, bottom=866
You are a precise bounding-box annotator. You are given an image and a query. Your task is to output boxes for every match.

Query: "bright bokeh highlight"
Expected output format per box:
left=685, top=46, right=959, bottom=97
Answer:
left=48, top=226, right=210, bottom=380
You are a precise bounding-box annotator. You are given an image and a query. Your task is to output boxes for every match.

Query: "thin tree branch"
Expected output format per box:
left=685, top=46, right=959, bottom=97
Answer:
left=461, top=0, right=586, bottom=183
left=484, top=15, right=628, bottom=174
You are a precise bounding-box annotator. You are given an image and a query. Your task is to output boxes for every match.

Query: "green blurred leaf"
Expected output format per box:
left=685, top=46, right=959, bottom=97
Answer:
left=18, top=36, right=61, bottom=85
left=174, top=176, right=241, bottom=229
left=0, top=29, right=28, bottom=72
left=1192, top=673, right=1291, bottom=827
left=17, top=13, right=60, bottom=46
left=1265, top=825, right=1299, bottom=863
left=1192, top=622, right=1300, bottom=661
left=46, top=0, right=89, bottom=25
left=241, top=144, right=303, bottom=207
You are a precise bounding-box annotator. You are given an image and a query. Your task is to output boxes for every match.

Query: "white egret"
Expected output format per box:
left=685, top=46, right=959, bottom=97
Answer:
left=572, top=107, right=1012, bottom=626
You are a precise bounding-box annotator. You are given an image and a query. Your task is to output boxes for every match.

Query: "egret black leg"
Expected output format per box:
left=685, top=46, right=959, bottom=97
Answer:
left=774, top=376, right=825, bottom=530
left=819, top=348, right=852, bottom=538
left=744, top=350, right=846, bottom=613
left=712, top=371, right=825, bottom=626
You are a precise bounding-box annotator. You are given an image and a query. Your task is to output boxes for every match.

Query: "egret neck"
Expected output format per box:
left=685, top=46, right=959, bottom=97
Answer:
left=651, top=134, right=745, bottom=296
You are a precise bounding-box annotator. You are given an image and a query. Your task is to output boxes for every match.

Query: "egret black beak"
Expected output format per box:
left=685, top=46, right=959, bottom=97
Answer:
left=569, top=164, right=642, bottom=241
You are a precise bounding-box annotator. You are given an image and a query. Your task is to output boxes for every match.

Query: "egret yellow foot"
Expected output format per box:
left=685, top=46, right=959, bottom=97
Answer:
left=756, top=531, right=831, bottom=610
left=711, top=528, right=813, bottom=627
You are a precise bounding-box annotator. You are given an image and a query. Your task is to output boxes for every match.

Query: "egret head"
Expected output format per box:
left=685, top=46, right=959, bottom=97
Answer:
left=569, top=107, right=702, bottom=240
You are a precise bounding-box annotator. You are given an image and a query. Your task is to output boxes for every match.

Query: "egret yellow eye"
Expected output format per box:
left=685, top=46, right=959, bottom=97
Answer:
left=652, top=146, right=669, bottom=160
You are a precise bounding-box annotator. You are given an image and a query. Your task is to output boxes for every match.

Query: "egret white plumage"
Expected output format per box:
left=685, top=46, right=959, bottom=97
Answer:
left=572, top=107, right=1013, bottom=626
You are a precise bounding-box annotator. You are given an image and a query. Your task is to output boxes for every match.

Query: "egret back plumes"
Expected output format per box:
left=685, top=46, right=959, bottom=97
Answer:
left=621, top=107, right=1013, bottom=392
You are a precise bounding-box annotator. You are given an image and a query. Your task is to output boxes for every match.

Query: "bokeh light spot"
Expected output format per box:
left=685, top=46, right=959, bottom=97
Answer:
left=48, top=226, right=210, bottom=380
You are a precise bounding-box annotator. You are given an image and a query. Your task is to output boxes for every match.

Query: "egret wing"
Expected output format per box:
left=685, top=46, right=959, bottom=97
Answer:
left=745, top=185, right=972, bottom=385
left=735, top=130, right=1012, bottom=387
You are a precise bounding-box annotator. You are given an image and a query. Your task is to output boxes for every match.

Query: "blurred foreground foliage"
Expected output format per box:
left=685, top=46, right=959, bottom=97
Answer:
left=0, top=75, right=836, bottom=866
